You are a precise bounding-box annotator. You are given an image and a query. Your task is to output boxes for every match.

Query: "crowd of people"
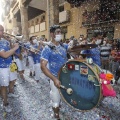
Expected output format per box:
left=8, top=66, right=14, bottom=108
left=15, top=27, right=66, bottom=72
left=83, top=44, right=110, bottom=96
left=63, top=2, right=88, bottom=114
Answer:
left=0, top=24, right=120, bottom=119
left=64, top=33, right=120, bottom=84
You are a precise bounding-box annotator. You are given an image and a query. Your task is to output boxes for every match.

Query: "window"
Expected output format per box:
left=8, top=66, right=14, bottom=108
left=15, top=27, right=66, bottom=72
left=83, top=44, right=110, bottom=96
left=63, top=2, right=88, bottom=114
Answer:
left=35, top=18, right=39, bottom=25
left=59, top=5, right=64, bottom=12
left=41, top=35, right=45, bottom=38
left=61, top=26, right=67, bottom=39
left=70, top=4, right=75, bottom=8
left=41, top=15, right=45, bottom=22
left=31, top=20, right=34, bottom=26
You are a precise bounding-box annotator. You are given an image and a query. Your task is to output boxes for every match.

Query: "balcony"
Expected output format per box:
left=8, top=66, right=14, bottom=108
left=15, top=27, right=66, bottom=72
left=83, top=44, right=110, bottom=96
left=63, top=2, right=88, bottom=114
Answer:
left=59, top=10, right=70, bottom=23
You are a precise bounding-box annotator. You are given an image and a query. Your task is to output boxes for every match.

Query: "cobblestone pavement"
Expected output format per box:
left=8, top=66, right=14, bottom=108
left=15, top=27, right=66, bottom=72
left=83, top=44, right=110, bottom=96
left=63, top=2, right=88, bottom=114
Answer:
left=0, top=68, right=120, bottom=120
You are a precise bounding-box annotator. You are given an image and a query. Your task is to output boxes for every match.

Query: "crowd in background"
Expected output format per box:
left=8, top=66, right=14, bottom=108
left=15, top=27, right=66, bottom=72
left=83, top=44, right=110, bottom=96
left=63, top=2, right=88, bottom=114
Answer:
left=29, top=35, right=118, bottom=77
left=30, top=33, right=120, bottom=84
left=60, top=33, right=120, bottom=84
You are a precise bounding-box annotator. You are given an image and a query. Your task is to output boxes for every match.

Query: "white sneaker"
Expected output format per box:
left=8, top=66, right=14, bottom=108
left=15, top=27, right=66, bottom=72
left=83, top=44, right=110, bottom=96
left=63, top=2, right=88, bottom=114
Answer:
left=8, top=93, right=19, bottom=98
left=3, top=105, right=12, bottom=113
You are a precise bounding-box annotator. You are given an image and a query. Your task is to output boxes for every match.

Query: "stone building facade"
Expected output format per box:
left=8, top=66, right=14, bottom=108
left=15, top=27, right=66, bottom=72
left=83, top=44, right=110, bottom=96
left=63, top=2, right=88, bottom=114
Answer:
left=2, top=0, right=120, bottom=40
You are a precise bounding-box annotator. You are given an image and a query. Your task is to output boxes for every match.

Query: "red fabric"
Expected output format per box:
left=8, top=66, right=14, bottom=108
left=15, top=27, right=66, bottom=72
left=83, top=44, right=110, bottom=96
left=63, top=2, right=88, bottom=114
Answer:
left=67, top=64, right=75, bottom=70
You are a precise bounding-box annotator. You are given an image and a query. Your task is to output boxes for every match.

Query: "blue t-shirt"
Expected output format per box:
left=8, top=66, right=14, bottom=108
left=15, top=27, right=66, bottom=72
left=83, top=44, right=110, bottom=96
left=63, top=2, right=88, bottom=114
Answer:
left=0, top=39, right=12, bottom=68
left=63, top=43, right=68, bottom=50
left=82, top=47, right=101, bottom=66
left=15, top=47, right=21, bottom=59
left=32, top=44, right=43, bottom=64
left=24, top=43, right=30, bottom=50
left=41, top=43, right=68, bottom=77
left=25, top=43, right=34, bottom=56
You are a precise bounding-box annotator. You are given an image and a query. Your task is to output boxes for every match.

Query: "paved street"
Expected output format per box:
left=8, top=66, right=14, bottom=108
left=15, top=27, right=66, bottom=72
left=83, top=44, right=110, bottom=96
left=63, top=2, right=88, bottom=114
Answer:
left=0, top=68, right=120, bottom=120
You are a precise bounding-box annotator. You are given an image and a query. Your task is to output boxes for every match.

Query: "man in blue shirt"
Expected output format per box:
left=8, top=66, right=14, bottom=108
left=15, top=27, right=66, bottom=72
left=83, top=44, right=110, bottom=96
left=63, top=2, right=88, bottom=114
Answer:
left=0, top=25, right=19, bottom=112
left=82, top=33, right=102, bottom=66
left=41, top=25, right=68, bottom=119
left=27, top=36, right=36, bottom=77
left=31, top=40, right=43, bottom=83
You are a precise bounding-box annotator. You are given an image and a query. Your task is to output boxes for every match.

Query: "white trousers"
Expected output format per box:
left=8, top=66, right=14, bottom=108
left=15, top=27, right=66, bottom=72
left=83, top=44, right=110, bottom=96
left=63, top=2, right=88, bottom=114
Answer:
left=0, top=68, right=17, bottom=86
left=50, top=80, right=61, bottom=107
left=28, top=56, right=34, bottom=72
left=34, top=63, right=41, bottom=81
left=22, top=57, right=27, bottom=70
left=15, top=58, right=24, bottom=71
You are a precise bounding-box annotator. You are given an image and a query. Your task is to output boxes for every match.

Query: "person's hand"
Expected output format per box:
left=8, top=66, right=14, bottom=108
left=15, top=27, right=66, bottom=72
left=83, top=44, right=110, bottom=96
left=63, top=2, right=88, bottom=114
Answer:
left=13, top=43, right=19, bottom=50
left=34, top=49, right=39, bottom=54
left=78, top=55, right=83, bottom=59
left=53, top=78, right=61, bottom=88
left=30, top=47, right=36, bottom=53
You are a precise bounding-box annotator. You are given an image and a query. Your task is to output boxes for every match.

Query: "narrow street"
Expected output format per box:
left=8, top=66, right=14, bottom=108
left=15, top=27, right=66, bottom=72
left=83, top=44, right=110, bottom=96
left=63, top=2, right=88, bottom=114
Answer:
left=0, top=68, right=120, bottom=120
left=0, top=0, right=120, bottom=120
